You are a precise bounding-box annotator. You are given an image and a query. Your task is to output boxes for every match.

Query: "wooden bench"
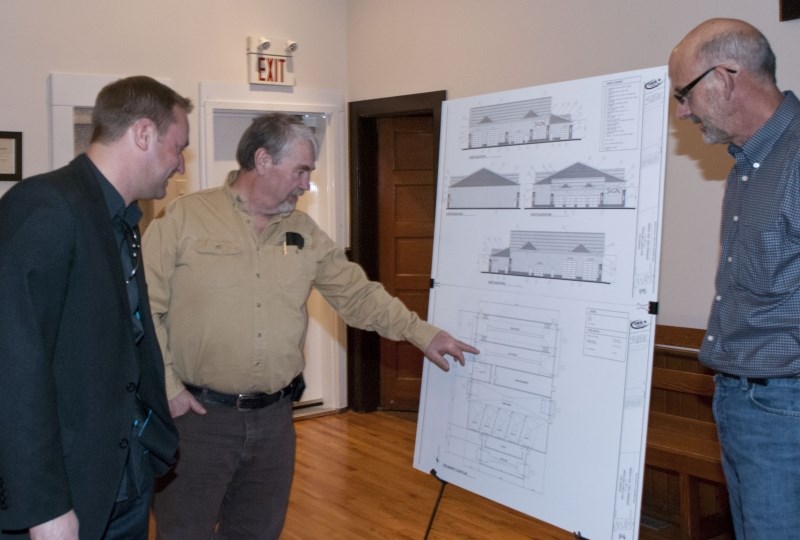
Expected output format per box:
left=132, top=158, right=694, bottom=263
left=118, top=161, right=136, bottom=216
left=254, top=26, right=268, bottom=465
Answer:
left=644, top=326, right=732, bottom=539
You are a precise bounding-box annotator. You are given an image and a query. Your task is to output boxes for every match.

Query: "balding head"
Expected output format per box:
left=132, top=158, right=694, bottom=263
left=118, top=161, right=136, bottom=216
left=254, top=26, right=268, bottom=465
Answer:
left=670, top=18, right=776, bottom=85
left=668, top=18, right=783, bottom=147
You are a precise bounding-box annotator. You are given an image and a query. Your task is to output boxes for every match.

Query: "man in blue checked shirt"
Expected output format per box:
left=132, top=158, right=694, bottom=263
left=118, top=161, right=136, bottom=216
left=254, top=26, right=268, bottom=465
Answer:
left=669, top=18, right=800, bottom=539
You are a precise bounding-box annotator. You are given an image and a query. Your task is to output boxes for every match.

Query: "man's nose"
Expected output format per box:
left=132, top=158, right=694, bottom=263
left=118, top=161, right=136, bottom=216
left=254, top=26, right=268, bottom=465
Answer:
left=675, top=101, right=692, bottom=120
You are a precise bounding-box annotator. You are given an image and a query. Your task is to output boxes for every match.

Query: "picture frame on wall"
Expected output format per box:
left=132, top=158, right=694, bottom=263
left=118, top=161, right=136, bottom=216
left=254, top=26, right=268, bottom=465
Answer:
left=780, top=0, right=800, bottom=21
left=0, top=131, right=22, bottom=181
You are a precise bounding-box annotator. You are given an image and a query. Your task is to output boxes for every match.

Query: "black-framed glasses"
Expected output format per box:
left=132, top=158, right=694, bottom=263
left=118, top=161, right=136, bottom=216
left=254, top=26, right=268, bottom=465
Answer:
left=122, top=222, right=141, bottom=284
left=673, top=66, right=737, bottom=104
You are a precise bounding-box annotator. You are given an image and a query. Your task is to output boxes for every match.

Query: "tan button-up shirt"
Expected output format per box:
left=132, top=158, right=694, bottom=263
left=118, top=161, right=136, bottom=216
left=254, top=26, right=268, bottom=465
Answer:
left=142, top=179, right=438, bottom=399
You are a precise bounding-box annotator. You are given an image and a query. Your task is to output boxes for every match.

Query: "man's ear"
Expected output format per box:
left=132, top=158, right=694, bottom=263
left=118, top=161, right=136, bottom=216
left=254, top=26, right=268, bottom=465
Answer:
left=719, top=66, right=738, bottom=101
left=132, top=118, right=157, bottom=151
left=254, top=147, right=274, bottom=173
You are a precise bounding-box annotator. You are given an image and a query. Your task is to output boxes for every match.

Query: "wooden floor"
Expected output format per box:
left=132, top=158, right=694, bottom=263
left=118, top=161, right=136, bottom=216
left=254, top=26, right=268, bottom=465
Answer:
left=152, top=410, right=684, bottom=538
left=283, top=410, right=571, bottom=540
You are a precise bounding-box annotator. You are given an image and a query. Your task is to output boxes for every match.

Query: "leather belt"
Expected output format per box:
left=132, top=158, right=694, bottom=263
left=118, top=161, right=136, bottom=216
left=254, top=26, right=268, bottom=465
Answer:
left=185, top=383, right=292, bottom=410
left=715, top=372, right=800, bottom=386
left=717, top=373, right=768, bottom=385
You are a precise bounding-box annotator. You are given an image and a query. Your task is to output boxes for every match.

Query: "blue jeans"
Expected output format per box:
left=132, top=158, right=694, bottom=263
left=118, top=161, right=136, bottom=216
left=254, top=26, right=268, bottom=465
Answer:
left=713, top=374, right=800, bottom=539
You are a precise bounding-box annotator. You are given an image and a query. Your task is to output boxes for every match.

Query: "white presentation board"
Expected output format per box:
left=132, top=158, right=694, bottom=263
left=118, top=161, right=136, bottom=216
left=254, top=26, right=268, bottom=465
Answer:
left=414, top=66, right=669, bottom=540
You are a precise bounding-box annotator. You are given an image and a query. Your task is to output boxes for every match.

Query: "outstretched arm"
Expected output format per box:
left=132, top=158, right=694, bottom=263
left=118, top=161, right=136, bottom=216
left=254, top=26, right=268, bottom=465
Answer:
left=424, top=330, right=480, bottom=371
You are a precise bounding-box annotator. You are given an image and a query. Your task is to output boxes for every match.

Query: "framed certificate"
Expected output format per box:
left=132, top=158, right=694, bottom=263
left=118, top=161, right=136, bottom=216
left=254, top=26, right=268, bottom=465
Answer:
left=0, top=131, right=22, bottom=181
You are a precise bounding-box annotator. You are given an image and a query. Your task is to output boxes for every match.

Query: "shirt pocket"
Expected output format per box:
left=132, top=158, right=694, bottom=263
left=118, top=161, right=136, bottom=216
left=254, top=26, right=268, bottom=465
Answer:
left=268, top=244, right=315, bottom=295
left=735, top=226, right=800, bottom=297
left=184, top=239, right=245, bottom=289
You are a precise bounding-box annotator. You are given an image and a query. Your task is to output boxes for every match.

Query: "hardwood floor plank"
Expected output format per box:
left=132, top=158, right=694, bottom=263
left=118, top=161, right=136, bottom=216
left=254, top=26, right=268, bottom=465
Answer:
left=283, top=411, right=572, bottom=539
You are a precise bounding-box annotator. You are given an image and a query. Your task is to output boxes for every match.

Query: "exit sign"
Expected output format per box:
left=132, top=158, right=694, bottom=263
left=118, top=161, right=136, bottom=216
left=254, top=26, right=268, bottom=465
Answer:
left=248, top=53, right=295, bottom=86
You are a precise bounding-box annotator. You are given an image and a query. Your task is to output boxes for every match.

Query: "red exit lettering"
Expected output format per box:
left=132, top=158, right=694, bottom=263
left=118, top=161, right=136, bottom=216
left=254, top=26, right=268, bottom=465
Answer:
left=257, top=56, right=286, bottom=83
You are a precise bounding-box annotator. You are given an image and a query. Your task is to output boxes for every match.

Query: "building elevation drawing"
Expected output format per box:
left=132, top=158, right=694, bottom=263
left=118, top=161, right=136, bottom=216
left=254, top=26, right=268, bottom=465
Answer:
left=531, top=162, right=629, bottom=209
left=466, top=97, right=580, bottom=149
left=415, top=67, right=669, bottom=540
left=486, top=230, right=607, bottom=283
left=448, top=162, right=633, bottom=211
left=448, top=168, right=520, bottom=209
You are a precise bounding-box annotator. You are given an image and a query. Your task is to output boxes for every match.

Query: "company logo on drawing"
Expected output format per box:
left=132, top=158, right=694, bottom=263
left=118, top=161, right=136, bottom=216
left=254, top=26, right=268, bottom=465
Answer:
left=630, top=319, right=649, bottom=330
left=645, top=78, right=664, bottom=90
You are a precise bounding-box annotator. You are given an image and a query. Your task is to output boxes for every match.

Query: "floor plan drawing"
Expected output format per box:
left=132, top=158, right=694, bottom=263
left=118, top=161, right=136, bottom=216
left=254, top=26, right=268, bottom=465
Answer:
left=440, top=302, right=559, bottom=494
left=415, top=66, right=669, bottom=540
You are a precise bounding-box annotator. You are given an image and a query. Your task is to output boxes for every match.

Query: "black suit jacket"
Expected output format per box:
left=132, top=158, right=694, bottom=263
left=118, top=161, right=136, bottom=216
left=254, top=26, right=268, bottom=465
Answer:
left=0, top=155, right=177, bottom=538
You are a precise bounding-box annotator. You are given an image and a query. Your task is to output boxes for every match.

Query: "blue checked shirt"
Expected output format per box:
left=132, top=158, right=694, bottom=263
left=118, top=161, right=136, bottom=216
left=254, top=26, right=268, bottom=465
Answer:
left=700, top=91, right=800, bottom=376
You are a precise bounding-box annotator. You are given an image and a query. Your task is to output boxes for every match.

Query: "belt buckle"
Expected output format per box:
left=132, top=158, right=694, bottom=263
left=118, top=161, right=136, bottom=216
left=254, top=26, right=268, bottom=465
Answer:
left=235, top=394, right=250, bottom=411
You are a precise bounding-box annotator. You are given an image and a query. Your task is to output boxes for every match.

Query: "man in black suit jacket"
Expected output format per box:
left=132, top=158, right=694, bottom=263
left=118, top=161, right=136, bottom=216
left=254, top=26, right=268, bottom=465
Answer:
left=0, top=76, right=192, bottom=539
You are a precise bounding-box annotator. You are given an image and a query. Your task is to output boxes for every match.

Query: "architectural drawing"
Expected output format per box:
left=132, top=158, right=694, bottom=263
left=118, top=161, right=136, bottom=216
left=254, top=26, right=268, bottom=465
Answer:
left=448, top=168, right=520, bottom=209
left=416, top=66, right=669, bottom=540
left=466, top=97, right=579, bottom=149
left=440, top=302, right=558, bottom=493
left=447, top=162, right=635, bottom=211
left=530, top=162, right=630, bottom=209
left=486, top=230, right=607, bottom=283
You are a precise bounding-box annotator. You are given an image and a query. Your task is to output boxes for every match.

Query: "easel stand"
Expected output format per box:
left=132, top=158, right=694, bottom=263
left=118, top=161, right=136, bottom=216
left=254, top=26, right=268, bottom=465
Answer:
left=423, top=469, right=448, bottom=539
left=424, top=469, right=591, bottom=539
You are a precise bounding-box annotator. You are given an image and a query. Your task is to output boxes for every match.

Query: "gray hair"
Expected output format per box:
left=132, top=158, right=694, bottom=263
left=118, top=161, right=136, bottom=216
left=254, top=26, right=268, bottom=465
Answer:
left=236, top=113, right=319, bottom=170
left=698, top=26, right=776, bottom=84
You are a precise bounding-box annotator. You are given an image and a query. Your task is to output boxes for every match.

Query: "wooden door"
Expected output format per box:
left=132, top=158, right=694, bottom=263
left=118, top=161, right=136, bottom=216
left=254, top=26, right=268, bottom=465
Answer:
left=377, top=115, right=436, bottom=411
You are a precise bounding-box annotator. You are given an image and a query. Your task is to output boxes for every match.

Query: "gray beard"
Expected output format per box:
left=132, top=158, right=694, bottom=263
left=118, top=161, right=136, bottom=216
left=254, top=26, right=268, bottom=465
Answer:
left=276, top=199, right=297, bottom=214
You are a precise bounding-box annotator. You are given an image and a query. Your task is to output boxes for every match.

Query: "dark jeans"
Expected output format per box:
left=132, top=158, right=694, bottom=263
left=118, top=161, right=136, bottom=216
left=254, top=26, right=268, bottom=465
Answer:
left=153, top=396, right=295, bottom=540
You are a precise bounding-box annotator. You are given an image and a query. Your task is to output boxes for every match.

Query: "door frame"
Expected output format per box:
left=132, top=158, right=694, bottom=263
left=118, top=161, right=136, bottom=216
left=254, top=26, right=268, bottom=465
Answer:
left=347, top=90, right=446, bottom=412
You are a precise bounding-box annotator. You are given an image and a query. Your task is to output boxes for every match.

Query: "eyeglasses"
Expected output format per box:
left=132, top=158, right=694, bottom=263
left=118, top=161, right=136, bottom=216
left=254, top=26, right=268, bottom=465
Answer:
left=122, top=222, right=141, bottom=284
left=673, top=66, right=737, bottom=104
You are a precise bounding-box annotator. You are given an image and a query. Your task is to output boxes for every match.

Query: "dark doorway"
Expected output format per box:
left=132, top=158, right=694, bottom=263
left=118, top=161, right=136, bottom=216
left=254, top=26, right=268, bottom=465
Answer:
left=347, top=91, right=446, bottom=412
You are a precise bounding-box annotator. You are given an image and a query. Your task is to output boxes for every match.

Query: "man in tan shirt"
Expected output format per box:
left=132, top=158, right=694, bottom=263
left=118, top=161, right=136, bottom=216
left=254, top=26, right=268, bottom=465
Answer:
left=144, top=112, right=478, bottom=539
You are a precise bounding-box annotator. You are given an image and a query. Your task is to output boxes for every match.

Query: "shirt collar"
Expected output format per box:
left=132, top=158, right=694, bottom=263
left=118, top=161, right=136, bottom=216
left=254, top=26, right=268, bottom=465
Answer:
left=85, top=154, right=142, bottom=227
left=224, top=170, right=246, bottom=212
left=728, top=91, right=800, bottom=164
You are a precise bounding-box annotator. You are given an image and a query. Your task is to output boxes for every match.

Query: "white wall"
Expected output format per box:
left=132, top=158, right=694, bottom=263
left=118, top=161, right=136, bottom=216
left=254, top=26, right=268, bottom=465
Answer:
left=0, top=0, right=350, bottom=409
left=347, top=0, right=800, bottom=329
left=0, top=0, right=348, bottom=199
left=2, top=0, right=799, bottom=331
